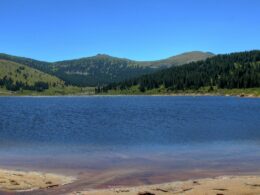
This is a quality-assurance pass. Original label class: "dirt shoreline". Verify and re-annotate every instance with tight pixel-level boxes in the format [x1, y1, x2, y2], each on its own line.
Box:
[0, 169, 75, 192]
[1, 168, 260, 195]
[70, 175, 260, 195]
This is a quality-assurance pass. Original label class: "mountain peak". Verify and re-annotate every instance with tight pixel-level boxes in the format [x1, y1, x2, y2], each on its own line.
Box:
[95, 54, 111, 58]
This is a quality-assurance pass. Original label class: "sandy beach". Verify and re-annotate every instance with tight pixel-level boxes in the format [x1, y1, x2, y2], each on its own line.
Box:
[0, 169, 260, 194]
[70, 175, 260, 195]
[0, 169, 75, 192]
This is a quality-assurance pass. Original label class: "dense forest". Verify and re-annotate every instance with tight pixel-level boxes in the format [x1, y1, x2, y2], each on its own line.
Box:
[98, 51, 260, 93]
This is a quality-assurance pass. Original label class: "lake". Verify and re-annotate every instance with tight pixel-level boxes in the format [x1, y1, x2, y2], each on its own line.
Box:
[0, 96, 260, 190]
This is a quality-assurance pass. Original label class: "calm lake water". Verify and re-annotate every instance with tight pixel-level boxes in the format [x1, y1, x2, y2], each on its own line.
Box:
[0, 96, 260, 188]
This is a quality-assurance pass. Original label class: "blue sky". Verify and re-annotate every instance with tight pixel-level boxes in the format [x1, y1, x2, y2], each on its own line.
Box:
[0, 0, 260, 61]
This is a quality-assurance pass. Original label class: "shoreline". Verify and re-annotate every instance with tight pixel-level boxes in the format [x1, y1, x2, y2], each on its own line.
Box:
[0, 169, 260, 195]
[0, 93, 259, 98]
[0, 168, 75, 192]
[71, 175, 260, 195]
[1, 168, 260, 194]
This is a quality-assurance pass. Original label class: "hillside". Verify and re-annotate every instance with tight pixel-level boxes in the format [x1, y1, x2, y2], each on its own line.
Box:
[53, 51, 213, 86]
[0, 60, 93, 95]
[99, 50, 260, 95]
[0, 53, 52, 73]
[139, 51, 214, 68]
[0, 59, 64, 91]
[52, 54, 155, 86]
[0, 52, 213, 87]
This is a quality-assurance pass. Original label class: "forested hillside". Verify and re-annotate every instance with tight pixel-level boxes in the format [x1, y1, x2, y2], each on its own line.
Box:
[0, 52, 212, 87]
[0, 60, 63, 92]
[0, 59, 94, 95]
[99, 51, 260, 94]
[53, 52, 213, 86]
[52, 54, 156, 86]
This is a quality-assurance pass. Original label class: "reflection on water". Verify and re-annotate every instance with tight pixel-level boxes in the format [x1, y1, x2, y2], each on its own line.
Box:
[0, 96, 260, 186]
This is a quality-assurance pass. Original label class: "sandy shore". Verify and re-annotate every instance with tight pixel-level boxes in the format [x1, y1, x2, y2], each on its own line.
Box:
[0, 169, 75, 192]
[70, 176, 260, 195]
[1, 169, 260, 194]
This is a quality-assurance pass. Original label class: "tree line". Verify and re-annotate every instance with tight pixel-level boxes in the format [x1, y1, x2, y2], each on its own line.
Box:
[0, 76, 49, 92]
[98, 50, 260, 93]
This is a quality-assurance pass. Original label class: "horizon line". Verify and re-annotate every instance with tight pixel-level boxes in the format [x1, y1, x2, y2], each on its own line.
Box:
[1, 49, 259, 63]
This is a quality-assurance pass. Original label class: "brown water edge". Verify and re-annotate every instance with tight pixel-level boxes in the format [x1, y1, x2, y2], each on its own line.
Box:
[0, 163, 260, 195]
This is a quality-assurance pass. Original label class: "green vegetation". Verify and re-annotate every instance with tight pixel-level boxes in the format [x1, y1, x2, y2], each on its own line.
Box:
[0, 52, 213, 87]
[0, 60, 94, 95]
[102, 85, 260, 97]
[1, 50, 259, 97]
[0, 59, 63, 91]
[139, 51, 214, 68]
[53, 52, 213, 86]
[52, 54, 156, 86]
[99, 51, 260, 97]
[0, 86, 94, 96]
[0, 53, 52, 73]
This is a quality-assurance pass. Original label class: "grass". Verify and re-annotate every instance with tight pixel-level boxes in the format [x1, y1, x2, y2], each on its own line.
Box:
[0, 59, 63, 85]
[0, 59, 95, 96]
[0, 85, 95, 96]
[103, 85, 260, 97]
[1, 59, 259, 97]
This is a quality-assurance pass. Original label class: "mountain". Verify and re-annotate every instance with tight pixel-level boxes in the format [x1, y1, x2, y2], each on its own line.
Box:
[0, 59, 64, 92]
[99, 50, 260, 93]
[52, 51, 213, 86]
[52, 54, 156, 86]
[0, 51, 213, 87]
[139, 51, 214, 68]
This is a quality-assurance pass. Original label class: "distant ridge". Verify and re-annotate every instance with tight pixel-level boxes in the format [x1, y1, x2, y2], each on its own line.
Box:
[138, 51, 214, 68]
[0, 51, 213, 86]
